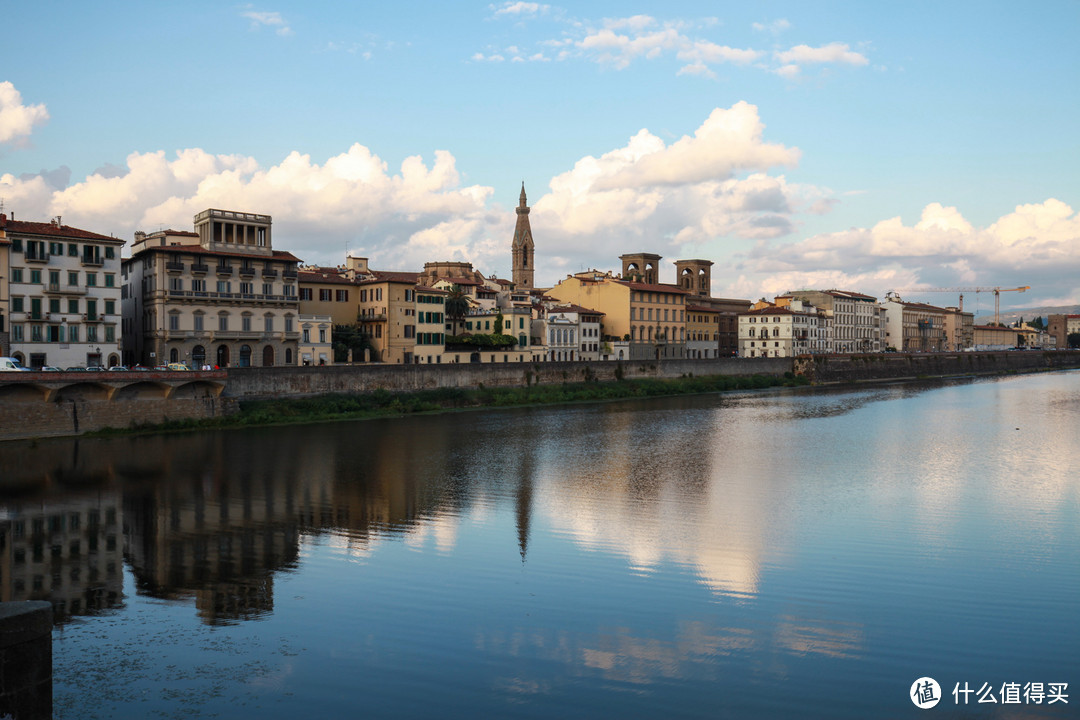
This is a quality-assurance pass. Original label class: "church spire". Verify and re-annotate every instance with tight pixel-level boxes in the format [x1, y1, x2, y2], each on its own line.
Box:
[512, 182, 535, 290]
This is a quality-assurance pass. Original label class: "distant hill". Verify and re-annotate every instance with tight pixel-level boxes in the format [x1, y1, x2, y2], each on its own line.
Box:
[975, 305, 1080, 326]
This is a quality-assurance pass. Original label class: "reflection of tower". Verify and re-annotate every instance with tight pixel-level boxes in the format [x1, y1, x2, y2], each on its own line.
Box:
[674, 259, 713, 297]
[620, 253, 662, 285]
[512, 183, 535, 290]
[515, 454, 535, 563]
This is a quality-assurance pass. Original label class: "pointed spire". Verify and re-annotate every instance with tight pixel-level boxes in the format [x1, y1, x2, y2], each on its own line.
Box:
[519, 181, 527, 208]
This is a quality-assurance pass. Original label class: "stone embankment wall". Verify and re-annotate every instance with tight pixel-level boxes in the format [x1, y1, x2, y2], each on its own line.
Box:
[795, 350, 1080, 383]
[222, 357, 793, 399]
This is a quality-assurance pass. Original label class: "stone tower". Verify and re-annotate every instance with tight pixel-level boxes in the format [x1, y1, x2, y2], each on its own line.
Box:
[619, 253, 663, 285]
[512, 183, 535, 290]
[674, 259, 713, 296]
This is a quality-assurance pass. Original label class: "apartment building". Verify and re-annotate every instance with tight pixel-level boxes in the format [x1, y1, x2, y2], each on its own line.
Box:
[121, 209, 300, 368]
[880, 296, 949, 352]
[738, 300, 824, 358]
[782, 289, 884, 353]
[413, 285, 447, 364]
[1, 214, 124, 368]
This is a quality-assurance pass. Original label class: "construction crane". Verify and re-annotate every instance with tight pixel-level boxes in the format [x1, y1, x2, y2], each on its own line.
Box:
[890, 286, 1031, 325]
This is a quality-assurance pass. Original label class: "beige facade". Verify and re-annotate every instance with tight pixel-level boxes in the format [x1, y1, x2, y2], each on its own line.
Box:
[298, 314, 334, 365]
[1048, 314, 1080, 349]
[881, 297, 949, 352]
[973, 324, 1021, 349]
[2, 214, 124, 368]
[942, 307, 975, 351]
[738, 301, 824, 358]
[121, 209, 301, 368]
[686, 304, 720, 359]
[356, 271, 421, 364]
[547, 270, 689, 360]
[0, 231, 8, 356]
[413, 285, 447, 364]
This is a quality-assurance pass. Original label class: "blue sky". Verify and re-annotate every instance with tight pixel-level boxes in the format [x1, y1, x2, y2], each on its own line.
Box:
[2, 1, 1077, 311]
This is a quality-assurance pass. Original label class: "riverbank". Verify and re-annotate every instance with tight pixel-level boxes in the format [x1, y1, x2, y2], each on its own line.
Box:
[86, 372, 808, 437]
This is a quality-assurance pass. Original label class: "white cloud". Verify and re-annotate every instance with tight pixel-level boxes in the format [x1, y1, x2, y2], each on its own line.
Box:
[491, 1, 549, 17]
[752, 19, 791, 35]
[677, 62, 716, 79]
[775, 42, 868, 66]
[0, 82, 49, 145]
[240, 8, 293, 37]
[731, 200, 1080, 306]
[577, 24, 761, 71]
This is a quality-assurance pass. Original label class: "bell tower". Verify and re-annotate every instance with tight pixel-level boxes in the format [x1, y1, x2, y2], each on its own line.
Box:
[619, 253, 663, 285]
[674, 259, 713, 296]
[512, 183, 535, 290]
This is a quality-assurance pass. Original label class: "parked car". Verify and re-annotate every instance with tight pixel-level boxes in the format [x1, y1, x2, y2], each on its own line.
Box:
[40, 366, 62, 372]
[166, 363, 190, 371]
[0, 357, 30, 371]
[132, 365, 151, 371]
[85, 366, 105, 371]
[65, 366, 87, 372]
[108, 365, 129, 371]
[153, 365, 169, 371]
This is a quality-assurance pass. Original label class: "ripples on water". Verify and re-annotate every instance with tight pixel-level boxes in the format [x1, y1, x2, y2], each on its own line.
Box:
[1, 372, 1077, 719]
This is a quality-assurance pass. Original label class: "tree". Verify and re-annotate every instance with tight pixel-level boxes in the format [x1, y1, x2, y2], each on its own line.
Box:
[494, 311, 504, 334]
[332, 324, 373, 363]
[444, 284, 470, 336]
[1031, 316, 1045, 330]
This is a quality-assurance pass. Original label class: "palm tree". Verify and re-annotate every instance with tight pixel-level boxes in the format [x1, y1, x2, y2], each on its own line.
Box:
[444, 284, 469, 337]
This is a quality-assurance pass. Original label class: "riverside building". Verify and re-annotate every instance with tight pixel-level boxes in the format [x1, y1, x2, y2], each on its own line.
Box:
[121, 209, 301, 368]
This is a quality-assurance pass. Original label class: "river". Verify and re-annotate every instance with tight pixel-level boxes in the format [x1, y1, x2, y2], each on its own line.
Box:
[1, 371, 1077, 718]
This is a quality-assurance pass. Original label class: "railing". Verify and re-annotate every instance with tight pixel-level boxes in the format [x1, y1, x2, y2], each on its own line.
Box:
[81, 256, 104, 267]
[24, 251, 49, 264]
[44, 283, 85, 296]
[215, 266, 233, 276]
[191, 264, 209, 273]
[239, 266, 256, 277]
[282, 269, 298, 279]
[262, 269, 278, 278]
[166, 289, 293, 303]
[166, 262, 184, 272]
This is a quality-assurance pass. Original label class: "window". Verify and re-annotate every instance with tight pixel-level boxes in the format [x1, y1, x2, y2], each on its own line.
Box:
[169, 277, 183, 291]
[105, 274, 115, 287]
[240, 282, 253, 295]
[283, 284, 295, 297]
[49, 298, 60, 313]
[105, 326, 115, 342]
[194, 315, 204, 331]
[104, 300, 115, 315]
[68, 325, 78, 342]
[31, 325, 43, 341]
[218, 316, 228, 332]
[68, 299, 79, 314]
[299, 288, 312, 301]
[336, 289, 349, 302]
[242, 316, 252, 332]
[265, 317, 273, 332]
[12, 325, 22, 341]
[86, 273, 97, 287]
[11, 268, 22, 283]
[263, 283, 273, 296]
[303, 329, 310, 343]
[217, 280, 230, 293]
[68, 243, 78, 257]
[285, 316, 294, 332]
[192, 279, 206, 292]
[319, 329, 326, 343]
[105, 247, 115, 259]
[30, 269, 41, 284]
[11, 238, 22, 252]
[49, 242, 63, 255]
[319, 289, 332, 302]
[68, 271, 78, 286]
[86, 325, 97, 342]
[169, 315, 179, 331]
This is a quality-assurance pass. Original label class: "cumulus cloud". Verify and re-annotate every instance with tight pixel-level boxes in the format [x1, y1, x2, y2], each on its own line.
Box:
[0, 82, 49, 146]
[240, 8, 293, 36]
[775, 42, 868, 66]
[728, 200, 1080, 306]
[491, 1, 550, 17]
[577, 23, 761, 70]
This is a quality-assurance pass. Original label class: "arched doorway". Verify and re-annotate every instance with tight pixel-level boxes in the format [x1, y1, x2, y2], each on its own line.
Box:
[262, 345, 274, 366]
[239, 344, 252, 368]
[284, 348, 293, 365]
[216, 344, 230, 368]
[192, 345, 206, 368]
[108, 353, 119, 367]
[170, 348, 179, 363]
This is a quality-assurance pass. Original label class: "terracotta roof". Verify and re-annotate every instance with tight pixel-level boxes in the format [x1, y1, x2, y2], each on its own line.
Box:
[550, 303, 605, 316]
[369, 270, 421, 284]
[1, 215, 123, 243]
[298, 270, 360, 285]
[494, 278, 513, 286]
[618, 281, 690, 295]
[826, 289, 877, 301]
[686, 304, 719, 313]
[740, 306, 816, 317]
[123, 245, 301, 264]
[416, 285, 448, 294]
[435, 276, 483, 286]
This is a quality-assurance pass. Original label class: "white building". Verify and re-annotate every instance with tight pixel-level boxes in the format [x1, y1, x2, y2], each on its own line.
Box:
[1, 214, 124, 368]
[298, 315, 333, 366]
[738, 300, 824, 358]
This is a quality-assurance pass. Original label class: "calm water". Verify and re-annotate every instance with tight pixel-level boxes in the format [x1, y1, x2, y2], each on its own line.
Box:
[2, 372, 1078, 718]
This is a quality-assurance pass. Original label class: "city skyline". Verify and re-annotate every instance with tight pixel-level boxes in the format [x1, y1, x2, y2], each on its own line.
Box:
[1, 1, 1077, 311]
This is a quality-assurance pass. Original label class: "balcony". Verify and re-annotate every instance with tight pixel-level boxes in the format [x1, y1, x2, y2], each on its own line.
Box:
[44, 283, 87, 296]
[24, 251, 49, 264]
[215, 266, 233, 276]
[165, 261, 185, 273]
[282, 269, 297, 279]
[262, 268, 278, 278]
[84, 313, 99, 323]
[81, 256, 104, 267]
[239, 266, 256, 277]
[191, 264, 209, 274]
[166, 288, 295, 304]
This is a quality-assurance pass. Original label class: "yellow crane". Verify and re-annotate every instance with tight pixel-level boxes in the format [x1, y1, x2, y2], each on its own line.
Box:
[890, 286, 1031, 325]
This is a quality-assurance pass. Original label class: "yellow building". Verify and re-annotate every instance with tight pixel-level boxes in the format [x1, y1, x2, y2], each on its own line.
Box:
[413, 285, 447, 364]
[686, 304, 720, 359]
